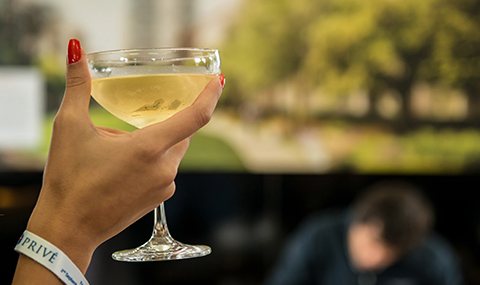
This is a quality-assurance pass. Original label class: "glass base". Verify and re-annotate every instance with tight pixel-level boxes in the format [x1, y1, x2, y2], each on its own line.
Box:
[112, 235, 211, 262]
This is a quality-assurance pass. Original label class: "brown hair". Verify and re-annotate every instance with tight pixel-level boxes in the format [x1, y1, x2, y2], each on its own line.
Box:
[352, 180, 434, 254]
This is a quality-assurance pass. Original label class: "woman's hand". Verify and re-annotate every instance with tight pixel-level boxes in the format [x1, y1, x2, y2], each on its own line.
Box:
[13, 39, 223, 284]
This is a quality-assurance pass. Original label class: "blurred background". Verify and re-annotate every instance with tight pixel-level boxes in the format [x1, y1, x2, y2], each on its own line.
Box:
[1, 0, 480, 284]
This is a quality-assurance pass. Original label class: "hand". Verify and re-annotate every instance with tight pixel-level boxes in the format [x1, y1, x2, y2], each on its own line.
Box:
[14, 39, 223, 280]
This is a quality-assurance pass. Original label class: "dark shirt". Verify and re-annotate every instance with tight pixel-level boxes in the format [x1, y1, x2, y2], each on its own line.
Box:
[265, 211, 463, 285]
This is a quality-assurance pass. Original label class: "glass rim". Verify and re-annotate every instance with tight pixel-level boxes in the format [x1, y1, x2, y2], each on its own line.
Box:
[87, 47, 219, 57]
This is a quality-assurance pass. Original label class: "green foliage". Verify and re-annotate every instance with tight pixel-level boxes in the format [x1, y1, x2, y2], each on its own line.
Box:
[222, 0, 310, 96]
[422, 0, 480, 88]
[222, 0, 480, 104]
[304, 0, 438, 93]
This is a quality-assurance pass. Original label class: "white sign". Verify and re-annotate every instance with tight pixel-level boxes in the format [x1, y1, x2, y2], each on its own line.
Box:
[0, 67, 44, 149]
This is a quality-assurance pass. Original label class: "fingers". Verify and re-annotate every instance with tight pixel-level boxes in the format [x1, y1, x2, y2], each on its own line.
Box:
[153, 139, 190, 193]
[137, 76, 223, 149]
[128, 182, 177, 229]
[164, 138, 191, 168]
[144, 140, 187, 208]
[58, 39, 92, 119]
[158, 182, 176, 204]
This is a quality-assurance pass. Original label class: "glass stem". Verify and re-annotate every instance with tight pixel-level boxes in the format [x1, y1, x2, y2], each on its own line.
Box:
[153, 202, 171, 238]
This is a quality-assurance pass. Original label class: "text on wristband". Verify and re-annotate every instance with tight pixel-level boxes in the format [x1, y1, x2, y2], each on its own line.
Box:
[17, 233, 58, 263]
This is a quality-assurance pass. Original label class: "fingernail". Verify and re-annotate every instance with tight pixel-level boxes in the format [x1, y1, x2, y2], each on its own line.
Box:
[219, 73, 225, 88]
[68, 38, 81, 64]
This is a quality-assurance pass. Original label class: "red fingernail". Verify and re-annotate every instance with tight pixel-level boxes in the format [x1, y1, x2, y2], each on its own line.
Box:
[219, 73, 225, 88]
[68, 38, 81, 64]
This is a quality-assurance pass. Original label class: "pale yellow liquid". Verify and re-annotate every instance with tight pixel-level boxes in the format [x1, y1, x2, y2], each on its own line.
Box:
[91, 74, 215, 128]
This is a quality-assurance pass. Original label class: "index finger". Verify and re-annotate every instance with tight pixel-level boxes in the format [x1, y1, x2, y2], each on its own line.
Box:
[135, 76, 223, 149]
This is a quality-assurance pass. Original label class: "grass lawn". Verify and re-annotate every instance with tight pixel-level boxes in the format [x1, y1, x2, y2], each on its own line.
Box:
[38, 108, 245, 171]
[318, 121, 480, 173]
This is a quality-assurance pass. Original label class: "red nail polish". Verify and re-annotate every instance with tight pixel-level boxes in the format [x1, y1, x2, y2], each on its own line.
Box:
[68, 38, 82, 64]
[219, 73, 225, 88]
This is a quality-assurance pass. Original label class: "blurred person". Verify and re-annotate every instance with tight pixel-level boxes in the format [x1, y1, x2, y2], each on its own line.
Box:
[11, 39, 224, 285]
[265, 180, 463, 285]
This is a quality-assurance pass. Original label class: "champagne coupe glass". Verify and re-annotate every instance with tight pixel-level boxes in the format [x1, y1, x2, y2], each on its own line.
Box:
[87, 48, 220, 261]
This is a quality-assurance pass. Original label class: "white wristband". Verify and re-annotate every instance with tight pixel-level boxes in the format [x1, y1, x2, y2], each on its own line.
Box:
[15, 230, 90, 285]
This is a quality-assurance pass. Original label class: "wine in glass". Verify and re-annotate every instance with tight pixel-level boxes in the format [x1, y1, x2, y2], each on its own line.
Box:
[87, 48, 220, 261]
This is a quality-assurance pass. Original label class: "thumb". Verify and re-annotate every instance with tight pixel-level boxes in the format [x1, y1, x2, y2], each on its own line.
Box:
[60, 38, 91, 116]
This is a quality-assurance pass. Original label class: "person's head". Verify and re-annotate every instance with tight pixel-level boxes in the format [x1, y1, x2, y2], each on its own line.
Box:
[347, 180, 433, 272]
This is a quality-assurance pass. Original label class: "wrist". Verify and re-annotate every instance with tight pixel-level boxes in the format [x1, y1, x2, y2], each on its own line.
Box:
[15, 230, 90, 285]
[26, 203, 96, 273]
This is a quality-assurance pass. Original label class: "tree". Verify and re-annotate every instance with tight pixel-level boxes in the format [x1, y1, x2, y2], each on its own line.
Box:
[304, 0, 440, 122]
[421, 0, 480, 119]
[221, 0, 313, 105]
[222, 0, 480, 121]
